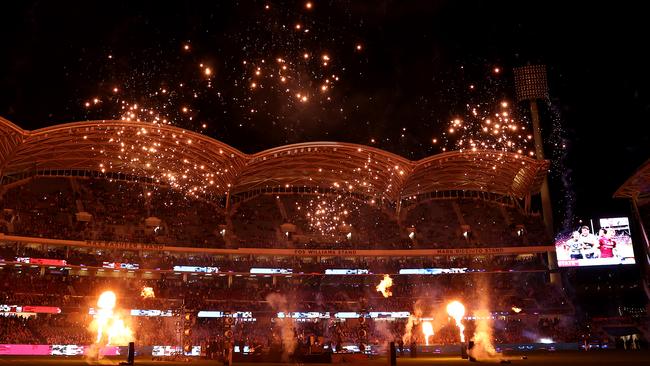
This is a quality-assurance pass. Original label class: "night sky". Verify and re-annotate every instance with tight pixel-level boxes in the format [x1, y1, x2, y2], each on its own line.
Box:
[1, 1, 649, 233]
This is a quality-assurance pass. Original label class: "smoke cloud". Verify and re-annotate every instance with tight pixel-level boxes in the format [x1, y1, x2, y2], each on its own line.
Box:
[469, 277, 499, 362]
[402, 300, 423, 344]
[266, 293, 297, 360]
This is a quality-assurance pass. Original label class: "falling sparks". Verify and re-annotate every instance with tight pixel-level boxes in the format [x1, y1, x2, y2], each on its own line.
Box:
[446, 300, 466, 342]
[440, 102, 532, 156]
[83, 114, 232, 197]
[80, 0, 372, 162]
[375, 274, 393, 298]
[77, 4, 538, 208]
[300, 194, 353, 237]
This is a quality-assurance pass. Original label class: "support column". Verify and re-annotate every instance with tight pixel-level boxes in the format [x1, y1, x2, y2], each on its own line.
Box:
[514, 65, 559, 285]
[531, 99, 560, 285]
[530, 100, 554, 239]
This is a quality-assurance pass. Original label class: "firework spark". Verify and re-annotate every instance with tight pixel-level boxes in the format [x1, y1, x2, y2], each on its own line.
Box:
[298, 194, 353, 237]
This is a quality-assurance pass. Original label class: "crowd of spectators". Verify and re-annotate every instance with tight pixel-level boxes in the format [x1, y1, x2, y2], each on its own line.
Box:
[1, 178, 550, 249]
[0, 264, 570, 316]
[0, 316, 41, 343]
[0, 177, 581, 349]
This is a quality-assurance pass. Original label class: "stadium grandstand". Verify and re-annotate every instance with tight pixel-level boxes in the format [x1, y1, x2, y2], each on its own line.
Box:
[0, 117, 603, 359]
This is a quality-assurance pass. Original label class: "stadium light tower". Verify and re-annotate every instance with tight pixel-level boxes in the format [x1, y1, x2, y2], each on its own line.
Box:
[514, 65, 553, 236]
[514, 65, 560, 284]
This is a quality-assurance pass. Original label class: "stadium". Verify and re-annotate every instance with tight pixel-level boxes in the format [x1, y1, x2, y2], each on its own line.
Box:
[1, 3, 650, 365]
[2, 115, 645, 366]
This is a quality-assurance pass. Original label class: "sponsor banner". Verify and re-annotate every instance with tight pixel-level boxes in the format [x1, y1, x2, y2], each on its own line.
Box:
[0, 305, 61, 314]
[0, 344, 120, 356]
[197, 311, 253, 318]
[325, 269, 369, 275]
[172, 266, 219, 273]
[16, 257, 67, 266]
[130, 309, 173, 317]
[0, 344, 51, 355]
[22, 306, 62, 314]
[334, 312, 363, 319]
[250, 268, 292, 274]
[89, 308, 173, 317]
[277, 312, 330, 319]
[102, 262, 140, 270]
[399, 268, 469, 275]
[369, 311, 410, 319]
[152, 345, 200, 356]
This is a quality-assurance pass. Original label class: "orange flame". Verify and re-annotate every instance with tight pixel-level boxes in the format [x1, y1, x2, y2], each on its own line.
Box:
[376, 274, 393, 298]
[140, 286, 155, 298]
[92, 291, 133, 346]
[422, 321, 434, 345]
[446, 300, 466, 342]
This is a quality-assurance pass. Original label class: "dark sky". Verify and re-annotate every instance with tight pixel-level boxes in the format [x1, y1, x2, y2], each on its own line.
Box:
[1, 1, 649, 231]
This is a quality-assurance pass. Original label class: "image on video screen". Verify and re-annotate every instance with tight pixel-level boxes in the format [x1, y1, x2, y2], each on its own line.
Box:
[555, 217, 636, 267]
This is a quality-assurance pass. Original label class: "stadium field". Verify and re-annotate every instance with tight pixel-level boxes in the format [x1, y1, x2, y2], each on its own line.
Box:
[1, 350, 650, 366]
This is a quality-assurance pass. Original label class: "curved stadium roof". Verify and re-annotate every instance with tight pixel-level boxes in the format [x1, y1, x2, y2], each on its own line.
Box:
[614, 158, 650, 203]
[0, 117, 549, 202]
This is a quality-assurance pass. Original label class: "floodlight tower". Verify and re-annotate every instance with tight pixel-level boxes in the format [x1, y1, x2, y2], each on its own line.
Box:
[514, 65, 559, 284]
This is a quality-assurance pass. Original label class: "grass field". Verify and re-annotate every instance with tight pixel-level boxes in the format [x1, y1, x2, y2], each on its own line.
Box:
[1, 350, 650, 366]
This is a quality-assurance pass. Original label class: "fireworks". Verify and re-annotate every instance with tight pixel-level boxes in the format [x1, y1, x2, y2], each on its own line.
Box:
[422, 321, 434, 346]
[91, 291, 133, 346]
[78, 0, 371, 198]
[446, 300, 465, 343]
[298, 194, 353, 237]
[440, 102, 533, 157]
[76, 2, 540, 206]
[376, 274, 393, 298]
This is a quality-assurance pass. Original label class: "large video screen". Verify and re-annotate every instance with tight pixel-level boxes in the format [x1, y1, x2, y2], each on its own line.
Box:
[555, 217, 636, 267]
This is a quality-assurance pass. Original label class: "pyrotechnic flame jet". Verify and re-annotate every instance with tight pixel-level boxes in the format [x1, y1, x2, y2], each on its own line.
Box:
[140, 286, 155, 298]
[376, 274, 393, 298]
[422, 321, 434, 345]
[94, 291, 133, 345]
[95, 291, 116, 344]
[446, 300, 466, 342]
